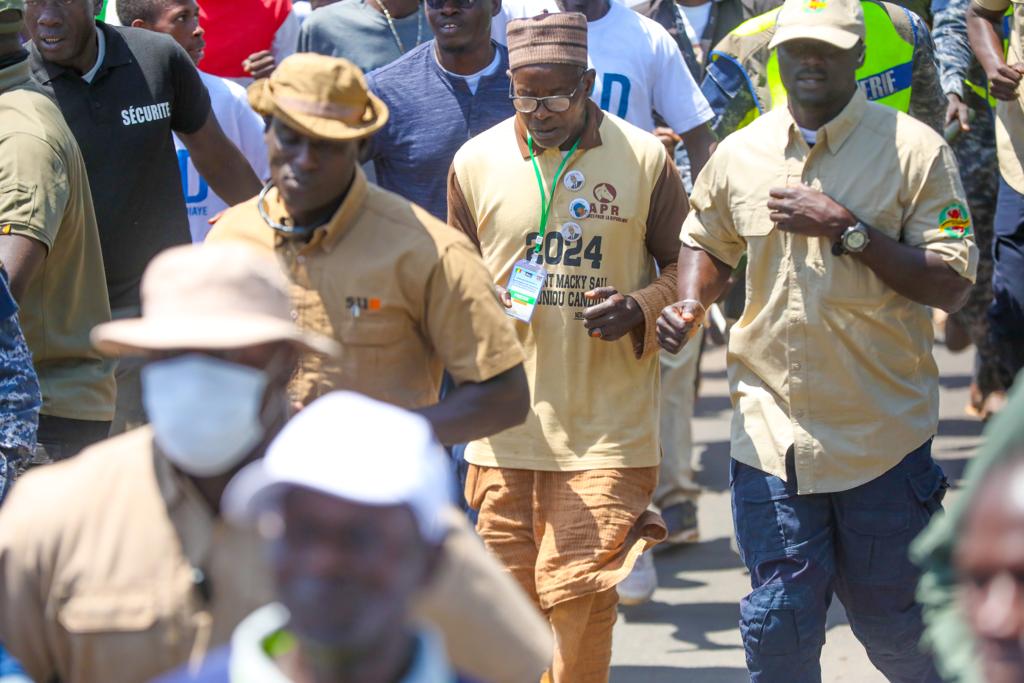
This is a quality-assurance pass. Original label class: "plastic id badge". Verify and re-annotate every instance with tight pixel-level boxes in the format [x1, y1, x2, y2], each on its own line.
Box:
[505, 259, 547, 323]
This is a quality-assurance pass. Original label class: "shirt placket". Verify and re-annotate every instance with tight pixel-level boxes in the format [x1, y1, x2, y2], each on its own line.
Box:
[784, 139, 816, 493]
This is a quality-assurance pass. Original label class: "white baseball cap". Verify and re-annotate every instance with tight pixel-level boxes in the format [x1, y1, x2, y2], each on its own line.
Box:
[223, 392, 453, 543]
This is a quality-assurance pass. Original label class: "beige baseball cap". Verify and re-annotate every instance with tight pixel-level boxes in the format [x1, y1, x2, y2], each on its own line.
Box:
[768, 0, 866, 50]
[0, 0, 22, 34]
[91, 244, 339, 357]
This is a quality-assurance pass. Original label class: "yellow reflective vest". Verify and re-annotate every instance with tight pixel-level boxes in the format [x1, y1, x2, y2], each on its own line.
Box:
[710, 0, 917, 127]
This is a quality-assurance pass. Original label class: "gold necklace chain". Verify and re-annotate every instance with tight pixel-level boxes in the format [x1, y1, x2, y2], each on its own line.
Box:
[377, 0, 423, 54]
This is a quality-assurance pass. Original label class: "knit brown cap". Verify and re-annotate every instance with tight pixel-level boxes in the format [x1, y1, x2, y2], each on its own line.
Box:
[506, 12, 588, 71]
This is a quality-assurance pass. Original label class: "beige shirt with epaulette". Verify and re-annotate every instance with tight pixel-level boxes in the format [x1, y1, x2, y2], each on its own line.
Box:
[973, 0, 1024, 193]
[206, 168, 524, 409]
[683, 90, 977, 494]
[0, 429, 552, 683]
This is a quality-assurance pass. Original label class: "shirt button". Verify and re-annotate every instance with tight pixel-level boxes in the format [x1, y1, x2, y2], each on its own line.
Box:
[296, 255, 306, 264]
[290, 310, 298, 320]
[792, 362, 801, 371]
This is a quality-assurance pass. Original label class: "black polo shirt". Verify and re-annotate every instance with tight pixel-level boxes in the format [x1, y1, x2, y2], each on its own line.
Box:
[29, 22, 211, 310]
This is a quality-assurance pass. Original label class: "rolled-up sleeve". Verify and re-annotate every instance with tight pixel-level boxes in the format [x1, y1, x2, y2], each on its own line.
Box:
[902, 143, 978, 282]
[681, 148, 746, 268]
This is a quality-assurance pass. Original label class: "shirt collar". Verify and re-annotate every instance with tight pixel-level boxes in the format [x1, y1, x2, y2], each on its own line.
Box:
[29, 21, 133, 85]
[153, 436, 216, 520]
[230, 604, 457, 683]
[514, 99, 605, 159]
[266, 166, 369, 256]
[782, 88, 867, 155]
[432, 41, 508, 85]
[0, 57, 30, 93]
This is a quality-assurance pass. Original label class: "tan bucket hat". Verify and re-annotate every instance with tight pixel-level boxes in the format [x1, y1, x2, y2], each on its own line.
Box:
[248, 53, 389, 141]
[768, 0, 865, 50]
[91, 244, 340, 357]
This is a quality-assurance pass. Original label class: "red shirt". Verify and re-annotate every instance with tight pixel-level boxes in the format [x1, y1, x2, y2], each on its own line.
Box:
[198, 0, 293, 78]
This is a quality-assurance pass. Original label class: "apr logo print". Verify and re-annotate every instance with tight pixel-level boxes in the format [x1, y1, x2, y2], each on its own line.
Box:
[594, 183, 617, 203]
[805, 0, 828, 10]
[939, 202, 972, 239]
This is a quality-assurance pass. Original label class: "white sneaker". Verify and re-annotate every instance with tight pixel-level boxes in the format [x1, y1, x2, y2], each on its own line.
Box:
[617, 551, 657, 606]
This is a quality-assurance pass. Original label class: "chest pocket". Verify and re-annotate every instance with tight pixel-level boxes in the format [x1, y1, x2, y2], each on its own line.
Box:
[57, 587, 191, 681]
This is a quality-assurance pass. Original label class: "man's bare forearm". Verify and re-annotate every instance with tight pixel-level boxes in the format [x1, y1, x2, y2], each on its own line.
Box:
[677, 244, 734, 307]
[416, 365, 529, 446]
[853, 225, 971, 312]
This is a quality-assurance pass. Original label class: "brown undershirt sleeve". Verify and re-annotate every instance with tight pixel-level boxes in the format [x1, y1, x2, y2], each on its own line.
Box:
[627, 155, 688, 359]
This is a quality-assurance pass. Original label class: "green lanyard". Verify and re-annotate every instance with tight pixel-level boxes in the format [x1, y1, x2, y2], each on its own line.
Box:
[528, 134, 582, 254]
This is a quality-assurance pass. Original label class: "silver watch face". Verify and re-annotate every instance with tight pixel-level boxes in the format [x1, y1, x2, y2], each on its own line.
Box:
[844, 227, 868, 251]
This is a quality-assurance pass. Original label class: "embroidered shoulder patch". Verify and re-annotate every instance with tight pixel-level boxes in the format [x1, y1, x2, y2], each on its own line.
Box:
[939, 202, 972, 239]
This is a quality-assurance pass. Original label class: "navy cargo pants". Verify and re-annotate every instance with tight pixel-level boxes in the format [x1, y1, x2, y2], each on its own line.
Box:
[991, 176, 1024, 385]
[731, 441, 947, 683]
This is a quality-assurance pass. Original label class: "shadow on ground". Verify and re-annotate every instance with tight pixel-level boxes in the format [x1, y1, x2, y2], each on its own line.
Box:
[619, 599, 741, 653]
[612, 665, 748, 682]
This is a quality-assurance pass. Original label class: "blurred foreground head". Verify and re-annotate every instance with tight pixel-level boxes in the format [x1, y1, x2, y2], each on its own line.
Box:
[955, 446, 1024, 683]
[224, 391, 451, 649]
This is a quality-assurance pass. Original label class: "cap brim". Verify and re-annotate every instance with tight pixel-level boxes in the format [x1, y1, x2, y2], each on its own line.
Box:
[249, 80, 389, 142]
[90, 314, 340, 358]
[221, 459, 283, 526]
[769, 25, 861, 50]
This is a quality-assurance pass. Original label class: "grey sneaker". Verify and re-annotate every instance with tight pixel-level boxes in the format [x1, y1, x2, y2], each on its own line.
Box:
[660, 500, 700, 547]
[617, 551, 657, 606]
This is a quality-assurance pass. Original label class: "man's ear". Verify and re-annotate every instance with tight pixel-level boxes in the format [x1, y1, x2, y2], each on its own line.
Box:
[130, 18, 151, 29]
[583, 68, 597, 97]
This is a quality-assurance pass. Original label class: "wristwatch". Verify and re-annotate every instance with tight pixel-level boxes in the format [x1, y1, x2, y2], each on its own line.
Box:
[832, 222, 870, 256]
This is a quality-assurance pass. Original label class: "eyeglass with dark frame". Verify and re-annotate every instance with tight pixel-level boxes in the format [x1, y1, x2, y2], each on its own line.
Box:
[425, 0, 478, 9]
[509, 71, 586, 114]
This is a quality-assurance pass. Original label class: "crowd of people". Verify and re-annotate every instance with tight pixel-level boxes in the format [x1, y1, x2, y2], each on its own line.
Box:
[0, 0, 1019, 680]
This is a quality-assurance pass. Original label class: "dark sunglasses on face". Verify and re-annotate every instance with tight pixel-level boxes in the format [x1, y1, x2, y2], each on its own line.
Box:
[425, 0, 478, 9]
[509, 72, 586, 114]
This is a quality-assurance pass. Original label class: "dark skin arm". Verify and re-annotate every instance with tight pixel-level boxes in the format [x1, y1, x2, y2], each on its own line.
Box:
[680, 122, 716, 180]
[656, 244, 733, 354]
[178, 114, 262, 206]
[416, 364, 530, 446]
[766, 185, 972, 312]
[0, 236, 46, 302]
[968, 3, 1024, 101]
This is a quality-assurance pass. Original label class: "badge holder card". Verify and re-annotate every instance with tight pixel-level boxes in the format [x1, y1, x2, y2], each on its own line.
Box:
[505, 259, 547, 323]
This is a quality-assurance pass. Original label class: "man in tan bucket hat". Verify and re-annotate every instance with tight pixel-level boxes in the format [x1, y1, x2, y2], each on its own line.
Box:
[207, 53, 530, 447]
[0, 243, 552, 683]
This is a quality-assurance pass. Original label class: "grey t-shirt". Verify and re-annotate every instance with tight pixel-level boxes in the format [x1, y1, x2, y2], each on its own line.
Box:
[298, 0, 433, 74]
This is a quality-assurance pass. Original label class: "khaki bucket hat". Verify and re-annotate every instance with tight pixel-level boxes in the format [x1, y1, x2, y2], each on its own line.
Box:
[248, 53, 389, 141]
[91, 244, 340, 357]
[768, 0, 865, 50]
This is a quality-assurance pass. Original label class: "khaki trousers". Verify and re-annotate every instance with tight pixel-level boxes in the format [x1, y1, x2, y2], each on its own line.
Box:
[466, 465, 665, 683]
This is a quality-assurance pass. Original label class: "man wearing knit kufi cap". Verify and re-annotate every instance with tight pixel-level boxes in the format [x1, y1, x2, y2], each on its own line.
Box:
[448, 10, 690, 682]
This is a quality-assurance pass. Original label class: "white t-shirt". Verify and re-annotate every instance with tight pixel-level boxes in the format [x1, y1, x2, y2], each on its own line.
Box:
[492, 0, 713, 134]
[174, 72, 270, 242]
[680, 2, 712, 42]
[437, 47, 503, 95]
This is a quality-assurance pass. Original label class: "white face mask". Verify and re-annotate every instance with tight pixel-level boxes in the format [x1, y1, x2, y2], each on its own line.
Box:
[142, 354, 269, 477]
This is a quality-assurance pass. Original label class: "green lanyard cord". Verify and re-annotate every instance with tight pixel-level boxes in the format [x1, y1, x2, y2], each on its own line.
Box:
[528, 134, 582, 254]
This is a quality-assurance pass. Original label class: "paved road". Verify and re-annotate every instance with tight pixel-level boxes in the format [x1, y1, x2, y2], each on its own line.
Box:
[611, 342, 984, 683]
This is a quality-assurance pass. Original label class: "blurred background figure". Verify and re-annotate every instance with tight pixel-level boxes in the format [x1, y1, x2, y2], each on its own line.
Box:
[299, 0, 432, 74]
[119, 0, 270, 242]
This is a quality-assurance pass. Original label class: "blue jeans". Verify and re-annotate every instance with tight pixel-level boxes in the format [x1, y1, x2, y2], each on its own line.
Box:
[731, 441, 947, 683]
[991, 176, 1024, 384]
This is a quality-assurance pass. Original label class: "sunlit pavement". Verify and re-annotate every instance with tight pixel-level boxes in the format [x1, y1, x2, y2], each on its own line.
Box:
[611, 343, 984, 683]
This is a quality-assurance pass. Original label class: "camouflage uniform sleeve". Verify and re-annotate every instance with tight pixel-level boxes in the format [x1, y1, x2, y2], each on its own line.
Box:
[0, 277, 40, 459]
[932, 0, 973, 98]
[908, 10, 950, 134]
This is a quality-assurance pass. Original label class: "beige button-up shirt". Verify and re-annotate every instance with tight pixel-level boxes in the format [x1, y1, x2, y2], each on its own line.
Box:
[0, 429, 552, 683]
[683, 90, 977, 494]
[207, 168, 524, 410]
